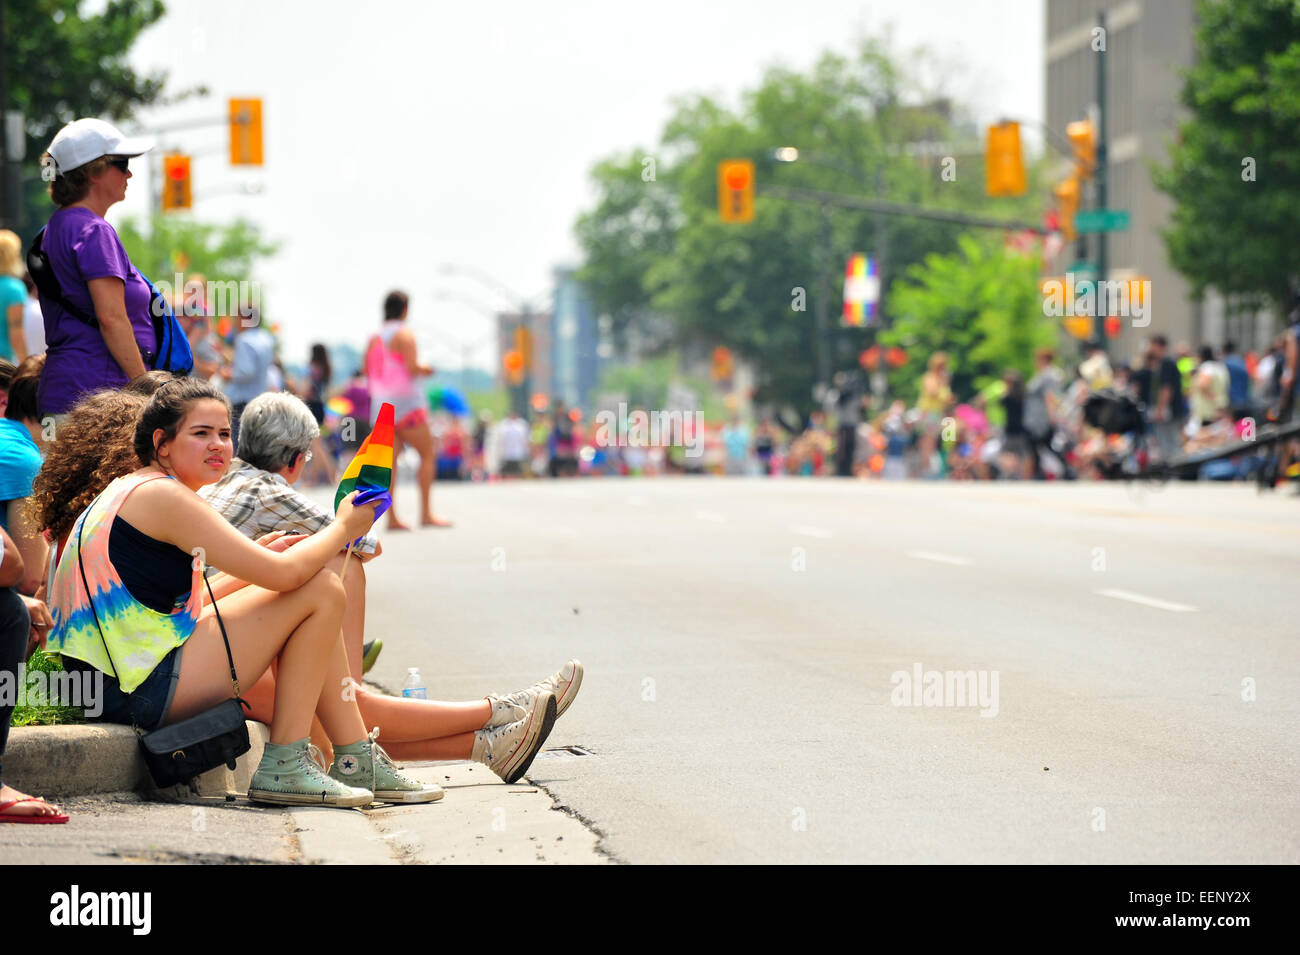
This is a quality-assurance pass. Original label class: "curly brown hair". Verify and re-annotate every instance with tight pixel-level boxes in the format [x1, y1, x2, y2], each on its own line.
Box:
[27, 390, 148, 543]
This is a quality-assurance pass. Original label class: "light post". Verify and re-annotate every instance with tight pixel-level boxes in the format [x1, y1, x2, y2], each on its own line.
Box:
[771, 148, 888, 404]
[438, 264, 548, 416]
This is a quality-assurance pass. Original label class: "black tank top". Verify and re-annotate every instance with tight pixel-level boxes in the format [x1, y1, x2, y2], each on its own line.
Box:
[108, 516, 194, 614]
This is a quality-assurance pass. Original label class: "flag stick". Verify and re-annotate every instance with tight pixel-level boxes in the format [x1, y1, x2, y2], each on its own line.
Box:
[339, 540, 356, 581]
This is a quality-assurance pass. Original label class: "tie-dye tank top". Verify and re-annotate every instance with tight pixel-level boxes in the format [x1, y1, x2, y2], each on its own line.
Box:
[47, 472, 202, 692]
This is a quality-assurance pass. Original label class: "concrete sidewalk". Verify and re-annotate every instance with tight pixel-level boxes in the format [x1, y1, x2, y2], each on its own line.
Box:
[0, 722, 607, 864]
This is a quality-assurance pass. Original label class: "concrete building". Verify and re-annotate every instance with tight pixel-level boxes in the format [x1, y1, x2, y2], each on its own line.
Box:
[551, 266, 605, 409]
[1045, 0, 1271, 358]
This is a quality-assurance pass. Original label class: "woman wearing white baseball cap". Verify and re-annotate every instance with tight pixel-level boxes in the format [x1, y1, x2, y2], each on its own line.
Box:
[33, 118, 156, 418]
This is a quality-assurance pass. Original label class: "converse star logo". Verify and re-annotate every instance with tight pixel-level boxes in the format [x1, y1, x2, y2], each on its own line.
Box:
[338, 755, 359, 775]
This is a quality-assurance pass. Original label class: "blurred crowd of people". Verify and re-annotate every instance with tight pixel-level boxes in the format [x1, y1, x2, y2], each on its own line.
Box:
[705, 334, 1295, 484]
[385, 327, 1296, 487]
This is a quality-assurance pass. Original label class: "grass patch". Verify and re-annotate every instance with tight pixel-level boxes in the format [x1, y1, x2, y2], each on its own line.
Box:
[9, 648, 85, 727]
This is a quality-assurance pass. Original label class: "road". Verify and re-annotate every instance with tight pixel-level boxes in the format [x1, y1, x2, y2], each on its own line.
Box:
[333, 477, 1299, 864]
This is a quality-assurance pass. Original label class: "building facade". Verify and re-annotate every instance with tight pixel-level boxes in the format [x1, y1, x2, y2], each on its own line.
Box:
[1045, 0, 1270, 357]
[551, 266, 604, 409]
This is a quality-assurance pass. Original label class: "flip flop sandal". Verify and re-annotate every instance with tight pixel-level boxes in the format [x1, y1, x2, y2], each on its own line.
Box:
[0, 796, 70, 824]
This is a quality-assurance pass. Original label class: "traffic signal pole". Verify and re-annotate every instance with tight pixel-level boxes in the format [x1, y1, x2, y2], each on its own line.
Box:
[1094, 10, 1109, 351]
[814, 204, 831, 402]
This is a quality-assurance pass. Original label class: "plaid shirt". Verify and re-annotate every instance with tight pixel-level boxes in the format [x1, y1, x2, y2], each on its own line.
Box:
[199, 458, 379, 558]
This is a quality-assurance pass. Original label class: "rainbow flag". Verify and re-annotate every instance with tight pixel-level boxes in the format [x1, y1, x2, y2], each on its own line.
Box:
[334, 401, 394, 524]
[842, 254, 879, 327]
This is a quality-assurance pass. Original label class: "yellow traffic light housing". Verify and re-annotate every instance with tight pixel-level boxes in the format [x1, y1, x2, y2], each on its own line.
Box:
[1067, 118, 1095, 179]
[1053, 175, 1080, 240]
[229, 98, 264, 166]
[513, 324, 532, 372]
[161, 153, 192, 211]
[985, 122, 1027, 197]
[717, 160, 755, 223]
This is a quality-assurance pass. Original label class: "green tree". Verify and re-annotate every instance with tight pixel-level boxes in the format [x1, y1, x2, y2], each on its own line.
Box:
[575, 38, 1046, 415]
[117, 215, 279, 290]
[3, 0, 174, 230]
[879, 234, 1053, 401]
[1154, 0, 1300, 312]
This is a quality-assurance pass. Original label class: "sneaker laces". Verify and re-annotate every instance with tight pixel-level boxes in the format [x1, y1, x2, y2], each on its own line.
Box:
[306, 742, 329, 775]
[365, 725, 410, 793]
[478, 721, 516, 764]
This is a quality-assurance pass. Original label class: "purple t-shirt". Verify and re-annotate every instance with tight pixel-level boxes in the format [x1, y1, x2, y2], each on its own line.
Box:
[36, 206, 156, 416]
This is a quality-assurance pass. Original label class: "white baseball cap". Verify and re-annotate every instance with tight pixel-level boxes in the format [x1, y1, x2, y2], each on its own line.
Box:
[47, 118, 153, 175]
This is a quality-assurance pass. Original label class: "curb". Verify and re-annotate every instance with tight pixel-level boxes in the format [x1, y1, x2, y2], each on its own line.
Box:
[4, 721, 270, 798]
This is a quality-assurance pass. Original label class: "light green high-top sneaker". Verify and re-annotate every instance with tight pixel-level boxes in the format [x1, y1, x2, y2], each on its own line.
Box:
[330, 728, 444, 804]
[248, 738, 373, 808]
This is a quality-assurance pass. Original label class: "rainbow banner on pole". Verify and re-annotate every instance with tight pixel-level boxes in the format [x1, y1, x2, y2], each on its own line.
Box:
[334, 401, 394, 524]
[842, 254, 879, 327]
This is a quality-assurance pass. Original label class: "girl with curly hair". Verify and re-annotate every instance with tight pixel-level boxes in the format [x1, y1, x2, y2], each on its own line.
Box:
[40, 377, 452, 808]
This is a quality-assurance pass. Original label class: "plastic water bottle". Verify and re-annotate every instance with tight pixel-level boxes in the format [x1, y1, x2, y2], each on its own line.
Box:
[402, 667, 427, 700]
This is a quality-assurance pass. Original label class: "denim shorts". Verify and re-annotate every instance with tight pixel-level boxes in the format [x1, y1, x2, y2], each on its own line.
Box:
[65, 647, 183, 732]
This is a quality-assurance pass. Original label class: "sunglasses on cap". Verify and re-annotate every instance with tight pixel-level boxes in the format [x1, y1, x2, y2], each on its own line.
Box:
[106, 156, 130, 174]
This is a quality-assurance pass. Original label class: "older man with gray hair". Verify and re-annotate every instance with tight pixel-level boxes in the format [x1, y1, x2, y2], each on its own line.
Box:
[200, 391, 383, 678]
[200, 390, 584, 781]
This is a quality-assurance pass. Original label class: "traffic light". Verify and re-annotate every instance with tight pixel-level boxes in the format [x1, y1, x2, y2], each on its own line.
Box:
[711, 346, 734, 382]
[229, 98, 264, 166]
[1053, 175, 1080, 240]
[985, 122, 1027, 197]
[161, 154, 192, 211]
[503, 349, 524, 386]
[513, 324, 532, 372]
[1066, 118, 1095, 179]
[717, 160, 755, 223]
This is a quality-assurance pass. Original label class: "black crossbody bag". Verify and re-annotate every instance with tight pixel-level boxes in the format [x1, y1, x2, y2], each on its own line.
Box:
[76, 512, 250, 789]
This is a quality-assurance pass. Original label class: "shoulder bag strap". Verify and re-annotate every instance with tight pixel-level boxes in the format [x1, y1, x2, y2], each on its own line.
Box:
[201, 570, 245, 706]
[29, 227, 101, 329]
[75, 497, 135, 732]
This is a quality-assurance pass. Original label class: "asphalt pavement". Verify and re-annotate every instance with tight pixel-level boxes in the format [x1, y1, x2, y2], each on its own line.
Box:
[346, 475, 1300, 864]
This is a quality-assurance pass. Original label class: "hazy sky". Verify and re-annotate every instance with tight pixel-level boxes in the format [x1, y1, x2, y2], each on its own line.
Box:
[110, 0, 1044, 372]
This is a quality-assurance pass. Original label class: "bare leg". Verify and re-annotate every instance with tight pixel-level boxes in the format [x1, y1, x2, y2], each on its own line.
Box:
[383, 733, 475, 762]
[354, 689, 488, 742]
[397, 422, 445, 526]
[309, 613, 368, 745]
[170, 569, 359, 745]
[309, 714, 334, 768]
[387, 431, 411, 530]
[324, 553, 365, 682]
[235, 674, 489, 754]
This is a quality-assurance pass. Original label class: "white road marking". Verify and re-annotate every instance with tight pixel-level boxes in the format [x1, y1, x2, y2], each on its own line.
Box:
[1095, 588, 1198, 612]
[694, 509, 725, 523]
[906, 550, 971, 566]
[790, 524, 832, 539]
